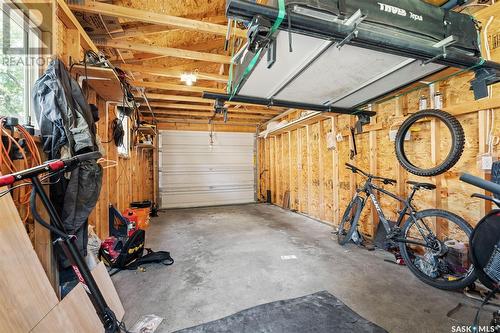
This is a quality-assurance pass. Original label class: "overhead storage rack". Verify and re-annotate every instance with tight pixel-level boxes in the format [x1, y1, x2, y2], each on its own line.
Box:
[204, 0, 500, 118]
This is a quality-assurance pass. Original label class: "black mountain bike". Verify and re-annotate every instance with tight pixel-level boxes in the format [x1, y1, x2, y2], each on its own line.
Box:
[338, 163, 476, 290]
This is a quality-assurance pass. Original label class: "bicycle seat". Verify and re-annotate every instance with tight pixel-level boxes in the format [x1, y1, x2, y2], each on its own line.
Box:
[407, 181, 436, 190]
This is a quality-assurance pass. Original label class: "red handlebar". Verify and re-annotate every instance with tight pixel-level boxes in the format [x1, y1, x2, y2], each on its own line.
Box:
[0, 152, 101, 187]
[0, 175, 15, 187]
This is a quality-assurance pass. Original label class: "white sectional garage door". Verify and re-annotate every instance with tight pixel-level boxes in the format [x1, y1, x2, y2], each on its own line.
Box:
[159, 131, 256, 209]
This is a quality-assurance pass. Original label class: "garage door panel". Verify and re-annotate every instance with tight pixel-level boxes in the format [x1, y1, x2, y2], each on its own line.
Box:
[160, 189, 254, 209]
[161, 144, 253, 154]
[159, 130, 256, 208]
[161, 153, 252, 166]
[161, 132, 252, 146]
[160, 171, 254, 188]
[160, 165, 253, 173]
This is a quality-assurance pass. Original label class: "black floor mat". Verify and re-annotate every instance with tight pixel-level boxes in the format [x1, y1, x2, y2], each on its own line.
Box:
[174, 291, 387, 333]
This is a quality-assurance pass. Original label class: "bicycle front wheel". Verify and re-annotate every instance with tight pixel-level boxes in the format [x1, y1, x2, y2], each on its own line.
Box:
[337, 195, 363, 245]
[399, 209, 476, 290]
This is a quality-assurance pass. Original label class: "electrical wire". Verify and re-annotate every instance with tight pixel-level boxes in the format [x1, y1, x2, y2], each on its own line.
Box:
[0, 117, 42, 223]
[101, 118, 125, 147]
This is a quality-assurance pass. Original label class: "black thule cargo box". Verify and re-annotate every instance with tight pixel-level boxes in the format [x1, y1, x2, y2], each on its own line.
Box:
[203, 0, 500, 114]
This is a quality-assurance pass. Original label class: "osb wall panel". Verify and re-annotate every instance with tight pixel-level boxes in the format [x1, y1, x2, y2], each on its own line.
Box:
[259, 1, 500, 233]
[88, 102, 155, 239]
[258, 67, 500, 236]
[290, 130, 299, 210]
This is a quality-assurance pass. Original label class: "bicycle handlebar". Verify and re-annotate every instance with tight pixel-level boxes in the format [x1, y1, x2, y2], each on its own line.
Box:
[345, 163, 396, 185]
[0, 151, 102, 187]
[345, 163, 367, 176]
[460, 173, 500, 196]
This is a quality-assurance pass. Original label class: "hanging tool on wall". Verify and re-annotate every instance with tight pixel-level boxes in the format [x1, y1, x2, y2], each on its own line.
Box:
[349, 127, 358, 160]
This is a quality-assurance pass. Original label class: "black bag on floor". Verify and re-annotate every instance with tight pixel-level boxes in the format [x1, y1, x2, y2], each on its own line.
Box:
[99, 229, 146, 269]
[99, 229, 174, 275]
[125, 248, 174, 270]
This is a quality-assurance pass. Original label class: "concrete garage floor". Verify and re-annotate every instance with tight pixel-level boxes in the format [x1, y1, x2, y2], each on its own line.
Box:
[112, 204, 485, 333]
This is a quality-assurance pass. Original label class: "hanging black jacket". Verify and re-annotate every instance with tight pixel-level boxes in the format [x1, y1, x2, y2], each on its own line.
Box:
[32, 58, 102, 266]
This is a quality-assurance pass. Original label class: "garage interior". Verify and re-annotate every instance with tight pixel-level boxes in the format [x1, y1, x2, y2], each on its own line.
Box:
[1, 0, 500, 332]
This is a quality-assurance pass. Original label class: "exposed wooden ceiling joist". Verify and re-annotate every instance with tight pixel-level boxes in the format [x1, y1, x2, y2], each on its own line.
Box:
[145, 118, 259, 128]
[143, 102, 280, 116]
[68, 2, 247, 38]
[144, 115, 261, 125]
[95, 40, 231, 64]
[145, 110, 269, 120]
[132, 81, 224, 93]
[112, 15, 228, 39]
[137, 93, 286, 113]
[120, 64, 228, 82]
[56, 0, 98, 53]
[109, 39, 226, 63]
[137, 93, 212, 103]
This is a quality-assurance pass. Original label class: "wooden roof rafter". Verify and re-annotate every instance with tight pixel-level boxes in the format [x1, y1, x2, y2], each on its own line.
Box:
[142, 115, 263, 125]
[120, 64, 228, 82]
[132, 81, 224, 93]
[142, 102, 281, 115]
[110, 15, 229, 40]
[134, 93, 287, 113]
[68, 1, 247, 38]
[95, 40, 231, 64]
[143, 110, 270, 121]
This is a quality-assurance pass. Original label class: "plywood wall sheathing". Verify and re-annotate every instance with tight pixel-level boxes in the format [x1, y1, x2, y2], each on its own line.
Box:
[258, 4, 500, 236]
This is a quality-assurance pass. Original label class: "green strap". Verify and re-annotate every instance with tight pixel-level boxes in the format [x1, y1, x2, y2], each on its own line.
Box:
[228, 0, 286, 99]
[228, 0, 487, 114]
[227, 20, 237, 95]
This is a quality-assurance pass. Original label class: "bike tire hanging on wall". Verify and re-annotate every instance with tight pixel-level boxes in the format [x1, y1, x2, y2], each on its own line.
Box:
[394, 109, 465, 177]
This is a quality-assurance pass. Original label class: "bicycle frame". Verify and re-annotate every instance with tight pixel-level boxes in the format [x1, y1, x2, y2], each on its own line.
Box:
[355, 178, 435, 248]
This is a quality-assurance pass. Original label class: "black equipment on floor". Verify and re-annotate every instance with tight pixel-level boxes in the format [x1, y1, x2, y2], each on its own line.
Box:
[103, 205, 173, 275]
[459, 173, 500, 332]
[492, 161, 500, 200]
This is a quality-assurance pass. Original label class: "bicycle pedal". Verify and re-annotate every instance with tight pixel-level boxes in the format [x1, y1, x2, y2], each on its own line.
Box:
[363, 243, 375, 251]
[386, 227, 401, 239]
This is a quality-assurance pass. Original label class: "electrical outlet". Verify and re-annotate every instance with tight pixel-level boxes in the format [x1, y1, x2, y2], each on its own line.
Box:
[326, 131, 336, 150]
[389, 130, 411, 142]
[481, 155, 493, 170]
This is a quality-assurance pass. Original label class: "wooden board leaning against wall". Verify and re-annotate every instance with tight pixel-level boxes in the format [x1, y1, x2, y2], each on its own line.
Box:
[257, 4, 500, 237]
[0, 1, 157, 289]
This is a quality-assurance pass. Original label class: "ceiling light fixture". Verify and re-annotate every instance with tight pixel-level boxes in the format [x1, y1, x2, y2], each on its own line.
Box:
[180, 72, 197, 86]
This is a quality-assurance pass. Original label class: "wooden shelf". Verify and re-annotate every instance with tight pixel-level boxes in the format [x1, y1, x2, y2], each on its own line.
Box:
[72, 65, 124, 102]
[137, 126, 157, 136]
[136, 144, 155, 149]
[261, 112, 330, 137]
